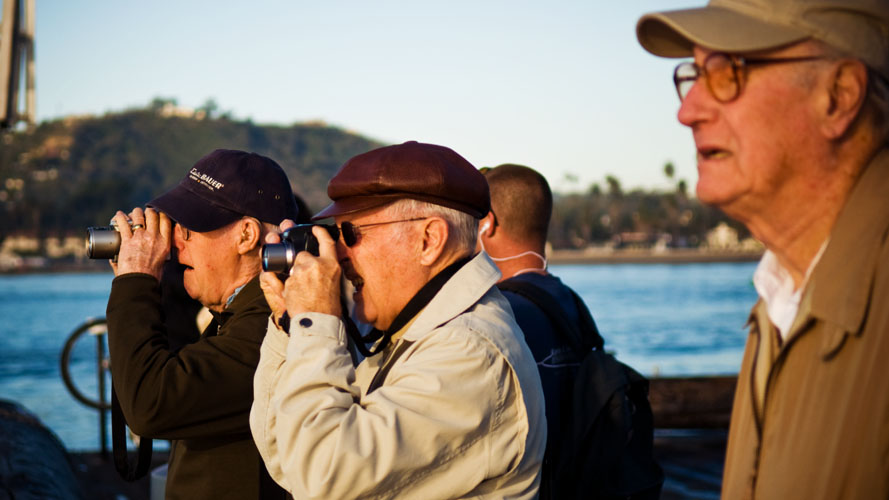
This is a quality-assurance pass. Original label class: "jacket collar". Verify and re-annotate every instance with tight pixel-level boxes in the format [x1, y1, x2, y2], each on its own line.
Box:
[209, 274, 262, 327]
[801, 147, 889, 355]
[400, 252, 501, 342]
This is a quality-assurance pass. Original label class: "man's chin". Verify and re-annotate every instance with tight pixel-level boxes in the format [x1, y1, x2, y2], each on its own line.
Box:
[181, 276, 200, 302]
[352, 296, 369, 323]
[696, 180, 736, 208]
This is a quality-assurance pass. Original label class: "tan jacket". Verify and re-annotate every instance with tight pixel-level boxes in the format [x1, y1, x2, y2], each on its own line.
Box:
[250, 253, 546, 499]
[721, 148, 889, 499]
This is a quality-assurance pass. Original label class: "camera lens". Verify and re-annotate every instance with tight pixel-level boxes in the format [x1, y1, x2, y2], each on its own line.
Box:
[260, 224, 340, 273]
[262, 243, 295, 273]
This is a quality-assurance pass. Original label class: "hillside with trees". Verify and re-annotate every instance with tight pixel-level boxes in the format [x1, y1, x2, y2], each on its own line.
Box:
[0, 99, 382, 241]
[548, 167, 749, 249]
[0, 100, 750, 264]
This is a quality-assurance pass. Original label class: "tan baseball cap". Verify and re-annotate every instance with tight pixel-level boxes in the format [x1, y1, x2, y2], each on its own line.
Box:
[636, 0, 889, 81]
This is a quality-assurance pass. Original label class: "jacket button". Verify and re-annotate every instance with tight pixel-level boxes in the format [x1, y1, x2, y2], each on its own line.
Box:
[299, 318, 313, 328]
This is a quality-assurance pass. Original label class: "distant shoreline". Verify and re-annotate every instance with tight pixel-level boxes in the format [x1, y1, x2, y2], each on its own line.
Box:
[0, 261, 110, 276]
[0, 248, 764, 275]
[548, 248, 763, 265]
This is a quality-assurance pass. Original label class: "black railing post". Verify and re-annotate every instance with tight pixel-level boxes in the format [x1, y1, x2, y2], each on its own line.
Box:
[96, 332, 108, 458]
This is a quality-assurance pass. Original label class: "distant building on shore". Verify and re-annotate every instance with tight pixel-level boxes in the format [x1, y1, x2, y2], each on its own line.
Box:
[705, 222, 763, 252]
[706, 223, 739, 250]
[0, 233, 88, 272]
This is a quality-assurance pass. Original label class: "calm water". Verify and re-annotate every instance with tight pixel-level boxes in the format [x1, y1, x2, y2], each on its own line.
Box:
[0, 262, 758, 451]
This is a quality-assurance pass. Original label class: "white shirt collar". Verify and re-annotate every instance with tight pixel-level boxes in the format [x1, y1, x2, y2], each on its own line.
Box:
[752, 242, 827, 340]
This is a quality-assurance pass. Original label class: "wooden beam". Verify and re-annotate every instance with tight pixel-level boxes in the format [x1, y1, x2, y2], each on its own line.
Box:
[649, 375, 738, 429]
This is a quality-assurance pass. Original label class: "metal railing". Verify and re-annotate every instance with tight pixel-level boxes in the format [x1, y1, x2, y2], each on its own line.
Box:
[60, 317, 110, 456]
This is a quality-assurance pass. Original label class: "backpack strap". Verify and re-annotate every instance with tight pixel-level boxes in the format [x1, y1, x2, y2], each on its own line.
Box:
[497, 278, 604, 353]
[111, 386, 153, 481]
[499, 277, 663, 500]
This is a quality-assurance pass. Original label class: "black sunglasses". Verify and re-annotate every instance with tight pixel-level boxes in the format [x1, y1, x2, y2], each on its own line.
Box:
[324, 217, 427, 247]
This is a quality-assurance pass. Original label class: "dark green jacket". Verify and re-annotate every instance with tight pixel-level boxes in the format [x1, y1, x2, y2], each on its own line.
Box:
[107, 274, 285, 500]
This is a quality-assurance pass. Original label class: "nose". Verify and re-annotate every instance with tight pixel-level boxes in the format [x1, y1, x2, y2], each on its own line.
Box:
[677, 80, 715, 128]
[173, 224, 187, 254]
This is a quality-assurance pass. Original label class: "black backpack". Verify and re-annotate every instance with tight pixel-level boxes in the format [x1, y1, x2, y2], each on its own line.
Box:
[498, 280, 664, 500]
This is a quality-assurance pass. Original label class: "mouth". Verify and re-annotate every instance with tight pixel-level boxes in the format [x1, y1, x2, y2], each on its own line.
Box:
[340, 260, 364, 292]
[698, 146, 731, 161]
[350, 275, 364, 292]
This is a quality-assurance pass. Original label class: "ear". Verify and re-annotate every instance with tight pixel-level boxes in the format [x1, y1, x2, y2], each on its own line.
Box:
[418, 217, 449, 266]
[820, 60, 868, 140]
[235, 218, 262, 255]
[479, 212, 496, 238]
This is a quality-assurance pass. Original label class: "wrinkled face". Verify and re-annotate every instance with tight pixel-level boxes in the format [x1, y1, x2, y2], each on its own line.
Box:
[335, 207, 422, 331]
[677, 42, 825, 220]
[173, 222, 240, 311]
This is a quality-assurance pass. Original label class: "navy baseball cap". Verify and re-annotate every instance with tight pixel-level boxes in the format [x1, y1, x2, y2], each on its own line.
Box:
[148, 149, 299, 232]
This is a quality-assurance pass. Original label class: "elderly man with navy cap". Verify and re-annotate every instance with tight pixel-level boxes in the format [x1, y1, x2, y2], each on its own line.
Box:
[637, 1, 889, 498]
[106, 149, 296, 499]
[249, 141, 546, 499]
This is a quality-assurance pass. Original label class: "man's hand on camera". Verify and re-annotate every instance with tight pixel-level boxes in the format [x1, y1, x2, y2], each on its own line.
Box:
[110, 207, 171, 280]
[261, 224, 342, 328]
[260, 219, 301, 327]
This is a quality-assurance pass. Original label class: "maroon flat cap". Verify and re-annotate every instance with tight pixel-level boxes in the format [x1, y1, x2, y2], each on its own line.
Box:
[312, 141, 490, 220]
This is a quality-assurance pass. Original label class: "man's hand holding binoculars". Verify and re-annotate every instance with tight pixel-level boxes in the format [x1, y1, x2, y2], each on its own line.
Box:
[110, 207, 172, 281]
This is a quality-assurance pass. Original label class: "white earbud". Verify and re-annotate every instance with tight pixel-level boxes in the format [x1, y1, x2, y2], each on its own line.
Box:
[480, 222, 491, 233]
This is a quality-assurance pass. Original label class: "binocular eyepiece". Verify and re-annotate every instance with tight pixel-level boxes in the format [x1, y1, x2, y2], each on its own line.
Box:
[261, 224, 340, 273]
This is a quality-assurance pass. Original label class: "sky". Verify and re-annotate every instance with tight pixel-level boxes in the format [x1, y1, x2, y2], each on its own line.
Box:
[29, 0, 702, 193]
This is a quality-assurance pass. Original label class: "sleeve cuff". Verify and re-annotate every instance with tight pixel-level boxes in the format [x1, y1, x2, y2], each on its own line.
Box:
[288, 312, 346, 342]
[111, 272, 160, 285]
[262, 316, 291, 357]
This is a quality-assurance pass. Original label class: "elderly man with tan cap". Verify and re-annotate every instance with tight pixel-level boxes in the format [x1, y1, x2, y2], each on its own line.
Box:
[637, 1, 889, 498]
[249, 141, 546, 499]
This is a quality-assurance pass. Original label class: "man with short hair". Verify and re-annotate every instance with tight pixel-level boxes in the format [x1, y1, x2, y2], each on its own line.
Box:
[479, 164, 661, 499]
[637, 1, 889, 498]
[478, 164, 552, 283]
[250, 141, 546, 499]
[479, 164, 576, 499]
[107, 149, 295, 499]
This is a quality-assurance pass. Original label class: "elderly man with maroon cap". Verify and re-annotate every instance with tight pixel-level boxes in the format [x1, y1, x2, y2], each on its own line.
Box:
[107, 149, 296, 499]
[637, 1, 889, 498]
[250, 141, 546, 499]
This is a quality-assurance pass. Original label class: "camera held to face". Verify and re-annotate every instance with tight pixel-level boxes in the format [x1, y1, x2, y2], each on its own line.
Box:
[261, 224, 340, 273]
[85, 219, 130, 260]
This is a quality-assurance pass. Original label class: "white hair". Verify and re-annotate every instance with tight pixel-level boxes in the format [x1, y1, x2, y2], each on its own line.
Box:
[384, 198, 479, 255]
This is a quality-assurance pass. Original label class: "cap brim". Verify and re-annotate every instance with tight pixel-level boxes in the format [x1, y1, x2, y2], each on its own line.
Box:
[312, 193, 488, 221]
[637, 6, 810, 58]
[148, 184, 243, 232]
[311, 195, 402, 221]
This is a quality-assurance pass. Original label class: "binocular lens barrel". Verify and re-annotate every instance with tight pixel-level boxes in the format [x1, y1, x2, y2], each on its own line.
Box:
[86, 227, 122, 259]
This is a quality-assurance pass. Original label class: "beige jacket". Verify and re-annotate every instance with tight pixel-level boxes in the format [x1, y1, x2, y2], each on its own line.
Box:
[721, 148, 889, 499]
[250, 253, 546, 499]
